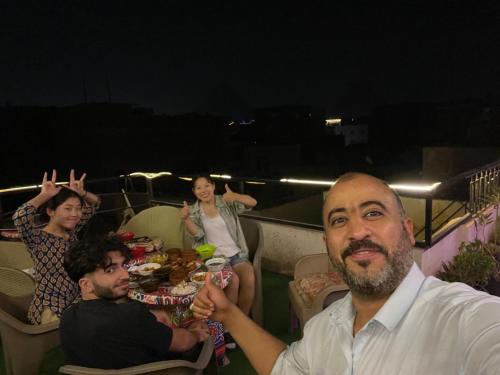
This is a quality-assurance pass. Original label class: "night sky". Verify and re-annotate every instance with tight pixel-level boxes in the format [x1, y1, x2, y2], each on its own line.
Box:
[2, 1, 500, 117]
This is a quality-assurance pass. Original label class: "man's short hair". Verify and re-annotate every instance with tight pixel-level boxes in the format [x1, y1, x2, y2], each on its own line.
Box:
[64, 235, 131, 282]
[335, 172, 406, 217]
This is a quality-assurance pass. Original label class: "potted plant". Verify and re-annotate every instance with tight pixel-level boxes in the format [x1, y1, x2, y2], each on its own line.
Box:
[437, 240, 496, 291]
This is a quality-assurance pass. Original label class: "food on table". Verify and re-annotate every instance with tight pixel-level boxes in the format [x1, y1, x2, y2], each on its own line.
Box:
[137, 262, 162, 276]
[151, 238, 164, 251]
[166, 248, 181, 260]
[169, 267, 188, 286]
[147, 253, 168, 265]
[138, 277, 160, 293]
[152, 266, 170, 281]
[195, 243, 217, 260]
[185, 261, 198, 272]
[131, 246, 146, 259]
[171, 281, 197, 296]
[181, 249, 198, 262]
[190, 271, 208, 286]
[119, 231, 135, 242]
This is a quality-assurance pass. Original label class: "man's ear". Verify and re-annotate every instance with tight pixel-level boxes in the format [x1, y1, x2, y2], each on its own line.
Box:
[79, 277, 94, 294]
[403, 217, 416, 246]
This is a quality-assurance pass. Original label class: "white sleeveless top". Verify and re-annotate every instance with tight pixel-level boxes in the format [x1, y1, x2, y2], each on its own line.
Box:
[200, 210, 240, 258]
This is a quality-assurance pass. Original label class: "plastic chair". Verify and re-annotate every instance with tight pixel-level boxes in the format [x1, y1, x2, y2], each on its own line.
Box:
[0, 267, 60, 375]
[123, 206, 184, 249]
[239, 217, 264, 326]
[288, 253, 349, 332]
[59, 338, 214, 375]
[0, 240, 33, 269]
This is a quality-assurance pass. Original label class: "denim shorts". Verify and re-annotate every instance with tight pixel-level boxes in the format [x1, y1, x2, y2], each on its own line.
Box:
[227, 254, 249, 267]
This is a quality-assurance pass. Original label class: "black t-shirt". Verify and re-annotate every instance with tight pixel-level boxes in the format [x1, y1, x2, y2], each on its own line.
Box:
[60, 299, 176, 369]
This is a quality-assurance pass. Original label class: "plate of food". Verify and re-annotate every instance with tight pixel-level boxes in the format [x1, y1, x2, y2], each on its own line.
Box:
[137, 262, 162, 276]
[190, 271, 208, 287]
[170, 281, 198, 296]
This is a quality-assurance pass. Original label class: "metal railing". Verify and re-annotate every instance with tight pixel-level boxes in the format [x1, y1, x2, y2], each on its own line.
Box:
[1, 160, 499, 249]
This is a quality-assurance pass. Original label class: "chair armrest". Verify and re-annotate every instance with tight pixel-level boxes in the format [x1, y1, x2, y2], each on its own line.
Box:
[294, 253, 330, 279]
[311, 283, 349, 312]
[0, 307, 59, 334]
[59, 338, 214, 374]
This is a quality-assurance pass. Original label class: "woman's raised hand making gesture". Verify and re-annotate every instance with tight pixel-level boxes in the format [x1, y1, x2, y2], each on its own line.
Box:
[40, 170, 62, 198]
[67, 169, 87, 197]
[222, 184, 239, 203]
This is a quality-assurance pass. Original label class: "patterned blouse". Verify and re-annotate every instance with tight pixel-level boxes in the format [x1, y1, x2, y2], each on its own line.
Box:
[13, 202, 96, 324]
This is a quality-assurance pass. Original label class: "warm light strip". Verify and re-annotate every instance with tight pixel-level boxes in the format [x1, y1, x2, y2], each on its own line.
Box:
[178, 177, 193, 181]
[280, 178, 441, 192]
[245, 181, 266, 185]
[128, 172, 172, 179]
[0, 181, 68, 194]
[280, 178, 334, 186]
[389, 182, 441, 192]
[210, 174, 232, 179]
[0, 184, 40, 193]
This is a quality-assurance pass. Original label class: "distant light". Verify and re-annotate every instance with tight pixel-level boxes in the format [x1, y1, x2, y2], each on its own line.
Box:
[178, 177, 193, 181]
[325, 118, 341, 126]
[228, 121, 235, 126]
[128, 172, 172, 179]
[389, 182, 441, 192]
[210, 174, 232, 180]
[240, 120, 255, 125]
[245, 181, 266, 185]
[280, 178, 334, 186]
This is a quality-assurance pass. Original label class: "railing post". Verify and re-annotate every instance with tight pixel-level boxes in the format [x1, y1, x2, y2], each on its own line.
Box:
[425, 197, 433, 247]
[146, 177, 154, 207]
[239, 180, 245, 195]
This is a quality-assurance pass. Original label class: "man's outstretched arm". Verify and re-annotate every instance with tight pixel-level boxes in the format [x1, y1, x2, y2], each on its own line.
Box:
[193, 273, 287, 375]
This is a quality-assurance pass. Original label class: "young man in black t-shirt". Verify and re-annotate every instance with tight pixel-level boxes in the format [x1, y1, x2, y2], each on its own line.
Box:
[60, 235, 209, 369]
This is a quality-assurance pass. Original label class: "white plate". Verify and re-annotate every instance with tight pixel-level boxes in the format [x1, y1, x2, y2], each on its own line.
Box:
[137, 262, 161, 276]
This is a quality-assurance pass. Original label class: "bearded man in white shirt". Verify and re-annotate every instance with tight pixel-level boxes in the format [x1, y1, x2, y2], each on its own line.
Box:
[193, 172, 500, 375]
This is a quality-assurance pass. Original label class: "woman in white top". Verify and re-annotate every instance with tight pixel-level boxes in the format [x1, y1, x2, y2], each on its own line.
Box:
[181, 175, 257, 316]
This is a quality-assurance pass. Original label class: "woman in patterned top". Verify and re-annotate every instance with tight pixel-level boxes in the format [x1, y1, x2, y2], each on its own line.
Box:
[13, 169, 100, 324]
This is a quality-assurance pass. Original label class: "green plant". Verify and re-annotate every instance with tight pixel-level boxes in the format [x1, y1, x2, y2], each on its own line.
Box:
[437, 241, 496, 290]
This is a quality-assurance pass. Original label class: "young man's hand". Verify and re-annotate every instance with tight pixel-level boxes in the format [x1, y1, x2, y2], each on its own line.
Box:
[188, 320, 209, 342]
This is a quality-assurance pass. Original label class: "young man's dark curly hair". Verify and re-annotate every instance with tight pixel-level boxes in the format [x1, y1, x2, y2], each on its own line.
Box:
[64, 235, 131, 283]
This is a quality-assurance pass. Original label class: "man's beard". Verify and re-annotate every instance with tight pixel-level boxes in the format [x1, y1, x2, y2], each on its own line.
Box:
[328, 226, 414, 297]
[93, 282, 129, 301]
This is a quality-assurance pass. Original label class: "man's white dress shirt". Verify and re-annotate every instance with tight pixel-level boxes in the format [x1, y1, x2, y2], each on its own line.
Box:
[272, 263, 500, 374]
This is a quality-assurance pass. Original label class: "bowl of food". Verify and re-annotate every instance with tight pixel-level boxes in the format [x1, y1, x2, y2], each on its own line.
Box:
[190, 271, 208, 287]
[137, 262, 162, 276]
[131, 246, 146, 259]
[138, 277, 160, 293]
[152, 265, 170, 281]
[195, 244, 216, 260]
[119, 231, 135, 242]
[171, 281, 198, 296]
[205, 257, 226, 272]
